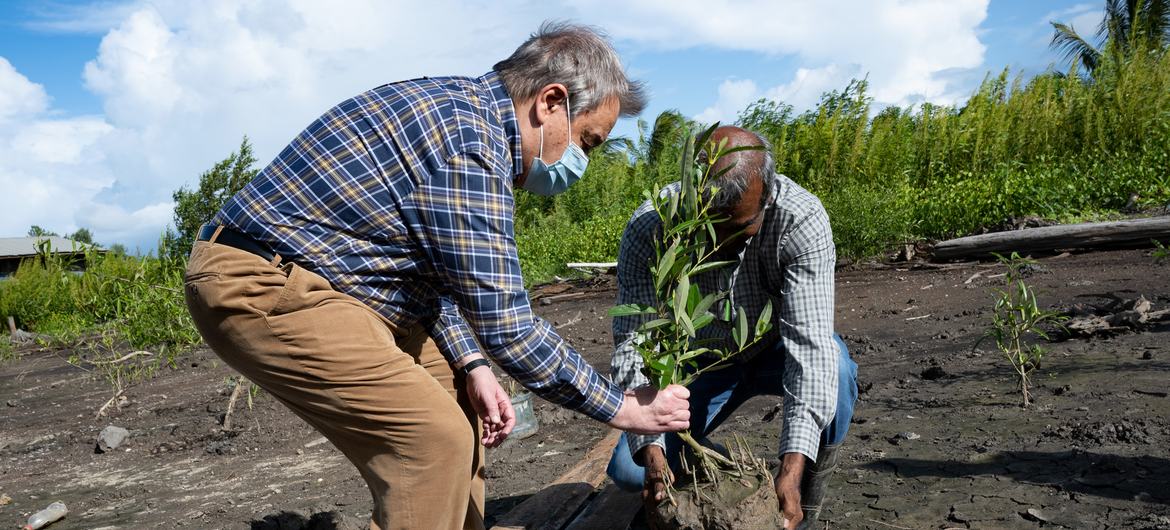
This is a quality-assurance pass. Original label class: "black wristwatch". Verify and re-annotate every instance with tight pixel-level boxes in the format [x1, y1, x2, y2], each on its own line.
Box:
[459, 358, 492, 377]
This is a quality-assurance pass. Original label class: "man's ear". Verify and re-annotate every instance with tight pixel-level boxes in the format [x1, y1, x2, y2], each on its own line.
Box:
[534, 83, 568, 126]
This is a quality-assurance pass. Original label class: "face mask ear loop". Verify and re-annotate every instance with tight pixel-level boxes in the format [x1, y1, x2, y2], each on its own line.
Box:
[538, 124, 544, 160]
[565, 94, 573, 140]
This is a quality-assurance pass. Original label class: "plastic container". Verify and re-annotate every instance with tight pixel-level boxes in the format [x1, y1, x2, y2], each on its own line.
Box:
[23, 501, 67, 530]
[509, 392, 539, 440]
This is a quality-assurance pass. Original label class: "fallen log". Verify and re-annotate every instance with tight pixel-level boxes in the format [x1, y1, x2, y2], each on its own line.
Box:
[490, 430, 621, 530]
[931, 216, 1170, 261]
[566, 262, 617, 271]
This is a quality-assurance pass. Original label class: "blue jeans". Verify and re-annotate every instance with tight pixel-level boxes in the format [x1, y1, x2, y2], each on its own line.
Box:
[606, 334, 858, 491]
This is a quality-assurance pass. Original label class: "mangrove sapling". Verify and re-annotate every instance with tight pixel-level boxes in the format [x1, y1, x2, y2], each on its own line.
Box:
[984, 252, 1065, 407]
[608, 124, 774, 506]
[1152, 239, 1169, 264]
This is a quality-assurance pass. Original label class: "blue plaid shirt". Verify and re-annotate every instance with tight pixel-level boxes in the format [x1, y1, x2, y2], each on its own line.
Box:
[215, 72, 624, 422]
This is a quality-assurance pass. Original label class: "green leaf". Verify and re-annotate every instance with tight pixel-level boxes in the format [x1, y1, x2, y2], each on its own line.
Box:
[637, 318, 672, 332]
[686, 283, 701, 314]
[678, 310, 696, 337]
[673, 275, 690, 317]
[678, 347, 710, 362]
[655, 242, 678, 290]
[692, 312, 715, 331]
[693, 292, 722, 318]
[608, 304, 657, 317]
[735, 308, 748, 350]
[657, 370, 672, 390]
[755, 300, 774, 338]
[690, 260, 736, 277]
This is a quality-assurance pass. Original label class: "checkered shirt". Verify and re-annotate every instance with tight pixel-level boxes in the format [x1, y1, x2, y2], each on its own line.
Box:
[215, 72, 623, 422]
[612, 175, 839, 461]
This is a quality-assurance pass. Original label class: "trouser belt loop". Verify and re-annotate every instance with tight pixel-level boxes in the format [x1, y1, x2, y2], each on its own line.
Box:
[209, 225, 225, 245]
[270, 253, 283, 267]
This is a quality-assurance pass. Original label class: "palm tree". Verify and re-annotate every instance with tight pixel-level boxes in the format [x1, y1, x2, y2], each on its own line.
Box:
[1050, 0, 1170, 74]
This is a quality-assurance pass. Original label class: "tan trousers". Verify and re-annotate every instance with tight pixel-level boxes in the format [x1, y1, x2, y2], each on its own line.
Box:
[183, 238, 485, 530]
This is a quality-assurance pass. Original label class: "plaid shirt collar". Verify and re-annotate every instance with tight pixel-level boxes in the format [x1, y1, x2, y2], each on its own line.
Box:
[479, 71, 525, 178]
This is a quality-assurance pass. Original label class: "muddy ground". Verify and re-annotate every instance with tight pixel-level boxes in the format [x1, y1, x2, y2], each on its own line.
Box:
[1, 248, 1168, 529]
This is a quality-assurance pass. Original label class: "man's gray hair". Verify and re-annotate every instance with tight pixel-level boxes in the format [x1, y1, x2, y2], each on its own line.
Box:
[710, 131, 775, 212]
[494, 21, 647, 117]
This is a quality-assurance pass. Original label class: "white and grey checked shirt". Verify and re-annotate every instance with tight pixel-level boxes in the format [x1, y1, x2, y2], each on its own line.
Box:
[611, 174, 839, 462]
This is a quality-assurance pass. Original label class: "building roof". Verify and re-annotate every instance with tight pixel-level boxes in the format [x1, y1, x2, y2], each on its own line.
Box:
[0, 236, 91, 259]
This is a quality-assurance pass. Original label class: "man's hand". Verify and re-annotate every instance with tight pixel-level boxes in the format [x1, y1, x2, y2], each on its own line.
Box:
[774, 452, 806, 529]
[465, 365, 516, 448]
[639, 445, 673, 508]
[607, 384, 690, 435]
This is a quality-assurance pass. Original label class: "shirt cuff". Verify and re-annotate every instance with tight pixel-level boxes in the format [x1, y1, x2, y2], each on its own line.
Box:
[627, 434, 666, 466]
[427, 317, 481, 366]
[779, 415, 823, 462]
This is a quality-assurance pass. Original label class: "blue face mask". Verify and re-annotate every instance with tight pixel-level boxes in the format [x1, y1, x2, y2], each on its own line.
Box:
[523, 95, 590, 196]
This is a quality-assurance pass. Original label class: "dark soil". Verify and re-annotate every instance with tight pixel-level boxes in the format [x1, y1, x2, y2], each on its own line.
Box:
[2, 248, 1169, 529]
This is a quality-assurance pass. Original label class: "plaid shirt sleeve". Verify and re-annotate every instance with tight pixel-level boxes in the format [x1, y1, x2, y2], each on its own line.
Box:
[416, 151, 624, 423]
[426, 295, 483, 366]
[611, 205, 667, 462]
[773, 205, 839, 462]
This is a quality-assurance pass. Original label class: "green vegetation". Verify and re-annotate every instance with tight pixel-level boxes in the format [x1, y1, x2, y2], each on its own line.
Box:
[0, 141, 255, 392]
[162, 137, 258, 259]
[608, 125, 772, 477]
[0, 242, 199, 351]
[26, 225, 96, 245]
[984, 252, 1066, 407]
[516, 33, 1170, 283]
[1153, 239, 1170, 263]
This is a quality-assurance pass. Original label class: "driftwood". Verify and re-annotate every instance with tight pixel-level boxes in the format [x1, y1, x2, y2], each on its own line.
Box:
[566, 262, 617, 271]
[931, 217, 1170, 260]
[1062, 294, 1170, 336]
[490, 430, 621, 530]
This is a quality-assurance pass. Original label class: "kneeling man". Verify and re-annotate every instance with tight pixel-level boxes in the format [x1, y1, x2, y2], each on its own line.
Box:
[607, 126, 858, 529]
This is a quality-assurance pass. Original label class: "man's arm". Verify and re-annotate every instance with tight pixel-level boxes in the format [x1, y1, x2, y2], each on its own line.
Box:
[773, 205, 839, 462]
[771, 204, 838, 528]
[415, 151, 625, 421]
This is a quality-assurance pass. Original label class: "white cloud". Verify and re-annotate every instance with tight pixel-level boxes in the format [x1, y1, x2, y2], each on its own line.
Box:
[695, 78, 760, 124]
[0, 57, 51, 122]
[3, 0, 544, 249]
[4, 0, 995, 249]
[582, 0, 989, 107]
[765, 64, 860, 112]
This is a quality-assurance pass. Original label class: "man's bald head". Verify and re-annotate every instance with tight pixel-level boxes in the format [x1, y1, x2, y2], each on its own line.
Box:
[703, 126, 775, 257]
[706, 125, 773, 214]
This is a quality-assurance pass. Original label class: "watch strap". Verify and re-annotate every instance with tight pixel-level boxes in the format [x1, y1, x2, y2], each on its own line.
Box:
[460, 358, 492, 377]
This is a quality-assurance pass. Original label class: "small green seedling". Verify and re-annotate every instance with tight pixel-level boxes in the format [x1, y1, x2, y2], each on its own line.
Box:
[984, 252, 1065, 407]
[1152, 239, 1169, 264]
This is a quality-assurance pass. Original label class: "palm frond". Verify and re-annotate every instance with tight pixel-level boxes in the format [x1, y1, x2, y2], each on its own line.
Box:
[1051, 22, 1102, 72]
[647, 110, 687, 166]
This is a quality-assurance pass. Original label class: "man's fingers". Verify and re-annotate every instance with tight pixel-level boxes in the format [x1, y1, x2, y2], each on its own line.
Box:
[496, 388, 516, 432]
[665, 384, 690, 400]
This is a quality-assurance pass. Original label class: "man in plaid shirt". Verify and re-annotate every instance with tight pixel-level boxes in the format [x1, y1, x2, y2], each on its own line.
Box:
[184, 22, 689, 530]
[606, 126, 858, 529]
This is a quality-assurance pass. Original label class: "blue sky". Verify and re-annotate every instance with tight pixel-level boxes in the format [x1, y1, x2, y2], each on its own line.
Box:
[0, 0, 1104, 251]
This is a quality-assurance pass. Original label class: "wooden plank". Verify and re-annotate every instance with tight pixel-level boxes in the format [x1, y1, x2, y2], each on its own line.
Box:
[564, 482, 642, 530]
[931, 216, 1170, 260]
[490, 429, 621, 530]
